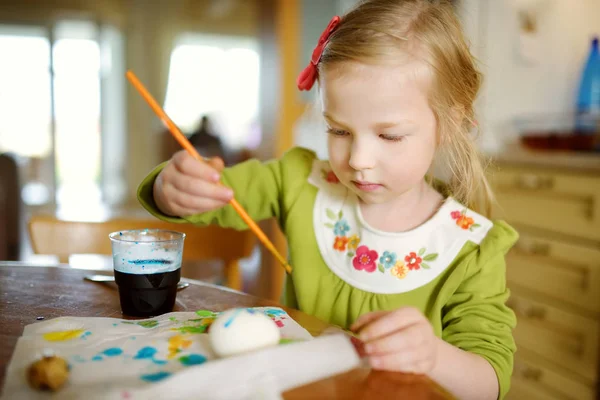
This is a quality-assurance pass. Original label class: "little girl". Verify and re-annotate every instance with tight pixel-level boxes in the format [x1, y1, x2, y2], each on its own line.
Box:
[138, 1, 517, 398]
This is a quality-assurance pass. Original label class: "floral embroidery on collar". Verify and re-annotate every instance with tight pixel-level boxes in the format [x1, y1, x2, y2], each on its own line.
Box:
[451, 209, 481, 231]
[324, 208, 439, 280]
[321, 168, 340, 184]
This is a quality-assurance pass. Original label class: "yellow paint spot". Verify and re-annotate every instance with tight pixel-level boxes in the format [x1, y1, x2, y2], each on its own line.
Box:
[167, 335, 192, 359]
[43, 329, 85, 342]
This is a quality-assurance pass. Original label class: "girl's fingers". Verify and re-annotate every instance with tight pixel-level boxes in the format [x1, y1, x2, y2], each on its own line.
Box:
[206, 156, 225, 172]
[171, 174, 233, 202]
[173, 151, 222, 181]
[368, 351, 430, 374]
[169, 204, 201, 218]
[359, 307, 423, 342]
[350, 311, 389, 333]
[362, 324, 424, 356]
[170, 190, 229, 214]
[162, 182, 228, 211]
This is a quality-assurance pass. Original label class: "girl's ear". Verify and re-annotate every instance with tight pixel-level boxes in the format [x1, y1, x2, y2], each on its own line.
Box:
[438, 104, 468, 146]
[450, 104, 466, 128]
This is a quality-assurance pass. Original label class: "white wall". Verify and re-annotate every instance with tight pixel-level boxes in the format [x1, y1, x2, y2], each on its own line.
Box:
[458, 0, 600, 152]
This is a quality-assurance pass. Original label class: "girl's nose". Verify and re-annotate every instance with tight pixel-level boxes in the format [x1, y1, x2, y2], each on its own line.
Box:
[348, 142, 375, 171]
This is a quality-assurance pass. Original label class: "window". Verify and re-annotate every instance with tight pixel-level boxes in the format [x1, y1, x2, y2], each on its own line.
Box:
[0, 21, 126, 213]
[164, 34, 261, 152]
[0, 25, 53, 205]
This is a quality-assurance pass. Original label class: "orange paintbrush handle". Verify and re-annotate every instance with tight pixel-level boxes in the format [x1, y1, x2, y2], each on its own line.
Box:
[126, 70, 292, 275]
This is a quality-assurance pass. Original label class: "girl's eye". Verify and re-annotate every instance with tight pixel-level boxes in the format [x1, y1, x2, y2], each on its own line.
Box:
[327, 128, 350, 137]
[379, 134, 404, 142]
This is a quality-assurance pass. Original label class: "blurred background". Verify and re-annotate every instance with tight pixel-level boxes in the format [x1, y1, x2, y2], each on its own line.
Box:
[0, 1, 599, 397]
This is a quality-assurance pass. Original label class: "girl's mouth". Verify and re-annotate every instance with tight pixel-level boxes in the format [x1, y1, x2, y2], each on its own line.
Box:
[352, 181, 382, 192]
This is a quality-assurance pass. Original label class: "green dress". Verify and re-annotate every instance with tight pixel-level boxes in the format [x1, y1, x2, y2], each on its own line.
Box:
[138, 147, 518, 398]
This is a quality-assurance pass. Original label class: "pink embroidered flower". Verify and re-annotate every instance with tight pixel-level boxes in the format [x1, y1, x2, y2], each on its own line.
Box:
[390, 261, 408, 279]
[450, 210, 461, 220]
[405, 252, 422, 270]
[352, 246, 378, 273]
[333, 236, 348, 251]
[325, 170, 339, 183]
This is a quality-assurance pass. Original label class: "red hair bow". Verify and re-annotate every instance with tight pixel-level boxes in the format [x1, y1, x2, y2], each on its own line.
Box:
[297, 16, 341, 91]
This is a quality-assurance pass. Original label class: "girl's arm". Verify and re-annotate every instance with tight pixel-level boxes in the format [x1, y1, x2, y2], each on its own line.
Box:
[353, 223, 517, 400]
[429, 337, 499, 400]
[436, 224, 517, 399]
[137, 148, 316, 230]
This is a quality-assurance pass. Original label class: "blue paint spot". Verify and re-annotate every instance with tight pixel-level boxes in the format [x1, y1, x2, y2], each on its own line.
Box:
[127, 259, 172, 265]
[92, 355, 103, 361]
[134, 347, 157, 360]
[264, 308, 286, 316]
[131, 336, 136, 340]
[224, 309, 244, 328]
[119, 232, 123, 236]
[102, 348, 123, 357]
[179, 354, 206, 366]
[133, 346, 165, 364]
[113, 323, 118, 327]
[140, 372, 171, 382]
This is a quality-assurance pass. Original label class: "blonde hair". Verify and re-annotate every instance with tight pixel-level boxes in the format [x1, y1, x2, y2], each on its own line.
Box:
[318, 0, 493, 216]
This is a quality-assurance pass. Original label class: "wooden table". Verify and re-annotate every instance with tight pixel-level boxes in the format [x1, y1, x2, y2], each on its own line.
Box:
[0, 263, 453, 399]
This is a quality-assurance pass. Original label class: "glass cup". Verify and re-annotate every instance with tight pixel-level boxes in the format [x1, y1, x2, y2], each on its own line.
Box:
[109, 229, 185, 317]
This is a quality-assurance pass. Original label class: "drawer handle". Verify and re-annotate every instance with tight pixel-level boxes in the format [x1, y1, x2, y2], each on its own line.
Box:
[515, 174, 554, 191]
[565, 337, 585, 357]
[506, 298, 516, 310]
[524, 306, 546, 320]
[522, 367, 542, 381]
[515, 239, 550, 256]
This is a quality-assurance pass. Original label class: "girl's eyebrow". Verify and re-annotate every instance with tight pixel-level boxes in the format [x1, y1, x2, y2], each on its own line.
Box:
[323, 112, 416, 130]
[374, 120, 418, 130]
[322, 112, 350, 129]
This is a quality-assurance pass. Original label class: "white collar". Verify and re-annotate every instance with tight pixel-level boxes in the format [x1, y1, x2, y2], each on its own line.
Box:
[308, 160, 493, 294]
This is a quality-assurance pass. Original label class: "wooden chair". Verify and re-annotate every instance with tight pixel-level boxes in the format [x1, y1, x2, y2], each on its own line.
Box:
[0, 153, 21, 261]
[28, 215, 256, 291]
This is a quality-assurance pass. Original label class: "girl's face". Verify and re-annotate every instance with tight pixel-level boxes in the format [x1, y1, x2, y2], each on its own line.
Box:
[320, 61, 438, 205]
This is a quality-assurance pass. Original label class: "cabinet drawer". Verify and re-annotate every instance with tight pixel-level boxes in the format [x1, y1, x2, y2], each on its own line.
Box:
[507, 234, 600, 313]
[507, 292, 600, 383]
[490, 167, 600, 241]
[507, 380, 562, 400]
[509, 351, 595, 400]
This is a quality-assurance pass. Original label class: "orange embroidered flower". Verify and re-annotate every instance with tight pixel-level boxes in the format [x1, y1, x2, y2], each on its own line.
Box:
[333, 236, 349, 251]
[390, 261, 408, 279]
[347, 235, 360, 250]
[321, 169, 340, 184]
[456, 215, 475, 230]
[405, 252, 422, 270]
[326, 170, 340, 183]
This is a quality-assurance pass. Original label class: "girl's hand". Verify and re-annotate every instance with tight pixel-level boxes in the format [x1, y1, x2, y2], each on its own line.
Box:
[153, 150, 234, 217]
[350, 307, 439, 374]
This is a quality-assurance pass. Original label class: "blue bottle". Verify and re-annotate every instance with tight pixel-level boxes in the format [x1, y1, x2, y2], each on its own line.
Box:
[576, 37, 600, 134]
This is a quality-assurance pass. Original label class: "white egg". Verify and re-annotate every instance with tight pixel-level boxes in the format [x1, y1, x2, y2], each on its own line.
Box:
[209, 308, 281, 358]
